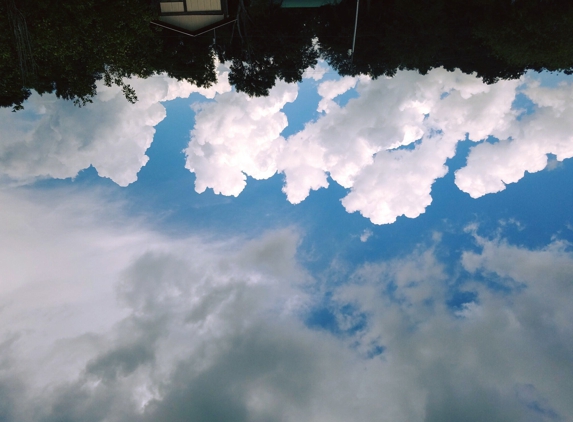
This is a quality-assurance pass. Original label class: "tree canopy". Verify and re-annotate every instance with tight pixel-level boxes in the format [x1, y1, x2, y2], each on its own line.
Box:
[1, 0, 217, 109]
[1, 0, 573, 109]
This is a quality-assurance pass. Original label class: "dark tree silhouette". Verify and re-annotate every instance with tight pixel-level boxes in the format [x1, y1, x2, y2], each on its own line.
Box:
[0, 0, 217, 110]
[314, 0, 537, 83]
[218, 0, 319, 96]
[1, 0, 573, 110]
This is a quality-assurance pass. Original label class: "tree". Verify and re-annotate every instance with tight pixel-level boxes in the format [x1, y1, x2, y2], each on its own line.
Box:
[0, 0, 217, 110]
[218, 0, 319, 96]
[2, 0, 573, 110]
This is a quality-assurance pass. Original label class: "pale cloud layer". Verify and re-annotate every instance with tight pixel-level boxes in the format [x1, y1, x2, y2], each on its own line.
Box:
[0, 188, 571, 421]
[332, 234, 573, 422]
[185, 69, 573, 225]
[0, 63, 231, 186]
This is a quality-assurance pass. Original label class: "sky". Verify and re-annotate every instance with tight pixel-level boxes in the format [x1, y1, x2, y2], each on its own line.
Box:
[0, 62, 573, 422]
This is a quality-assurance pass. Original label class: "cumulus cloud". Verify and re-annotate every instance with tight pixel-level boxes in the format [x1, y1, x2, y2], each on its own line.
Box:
[184, 80, 297, 196]
[6, 66, 570, 225]
[302, 60, 329, 81]
[1, 186, 572, 421]
[0, 63, 231, 186]
[185, 68, 531, 224]
[455, 77, 573, 197]
[184, 69, 573, 224]
[316, 75, 359, 113]
[280, 70, 520, 223]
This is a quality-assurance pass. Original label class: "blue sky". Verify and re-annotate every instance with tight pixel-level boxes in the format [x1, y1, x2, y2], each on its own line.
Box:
[0, 64, 572, 421]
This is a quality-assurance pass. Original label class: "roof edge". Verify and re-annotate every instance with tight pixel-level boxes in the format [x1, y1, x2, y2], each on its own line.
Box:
[151, 16, 236, 37]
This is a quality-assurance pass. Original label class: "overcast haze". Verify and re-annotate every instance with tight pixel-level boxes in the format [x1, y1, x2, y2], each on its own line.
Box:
[0, 63, 572, 421]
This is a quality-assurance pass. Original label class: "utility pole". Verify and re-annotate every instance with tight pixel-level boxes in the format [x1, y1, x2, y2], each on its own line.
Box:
[350, 0, 359, 63]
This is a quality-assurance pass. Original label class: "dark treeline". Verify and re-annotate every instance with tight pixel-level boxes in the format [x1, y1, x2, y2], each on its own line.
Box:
[319, 0, 573, 82]
[2, 0, 573, 109]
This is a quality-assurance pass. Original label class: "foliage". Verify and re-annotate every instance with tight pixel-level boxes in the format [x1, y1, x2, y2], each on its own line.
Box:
[1, 0, 573, 109]
[218, 0, 319, 96]
[473, 0, 573, 72]
[0, 0, 216, 110]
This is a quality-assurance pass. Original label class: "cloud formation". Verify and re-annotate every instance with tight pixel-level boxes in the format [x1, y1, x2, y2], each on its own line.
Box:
[0, 187, 571, 421]
[5, 66, 571, 225]
[4, 65, 572, 225]
[185, 69, 573, 225]
[184, 80, 297, 196]
[332, 235, 573, 421]
[302, 60, 329, 81]
[0, 187, 307, 420]
[455, 77, 573, 197]
[277, 69, 521, 223]
[0, 63, 231, 186]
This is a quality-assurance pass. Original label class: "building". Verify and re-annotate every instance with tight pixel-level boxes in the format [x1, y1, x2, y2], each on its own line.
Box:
[152, 0, 341, 37]
[151, 0, 234, 37]
[276, 0, 340, 7]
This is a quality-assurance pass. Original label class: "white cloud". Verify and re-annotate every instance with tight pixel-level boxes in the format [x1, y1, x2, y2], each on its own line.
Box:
[0, 187, 408, 422]
[279, 69, 519, 223]
[6, 67, 571, 225]
[340, 135, 454, 224]
[0, 187, 162, 401]
[0, 186, 313, 419]
[316, 75, 359, 113]
[0, 187, 571, 421]
[183, 69, 573, 225]
[359, 229, 372, 242]
[458, 236, 573, 418]
[184, 68, 531, 224]
[455, 77, 573, 198]
[0, 63, 231, 187]
[302, 60, 329, 81]
[333, 238, 573, 421]
[184, 80, 297, 196]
